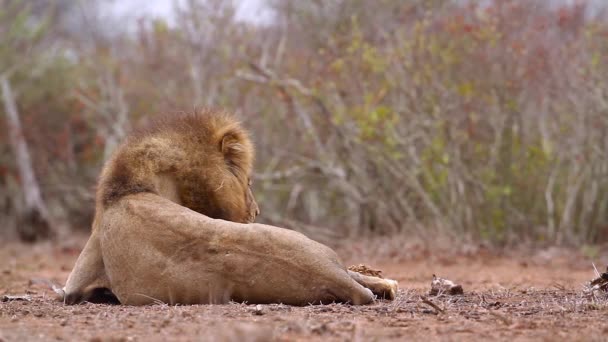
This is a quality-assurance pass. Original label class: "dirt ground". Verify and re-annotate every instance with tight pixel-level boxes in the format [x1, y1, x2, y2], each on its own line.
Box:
[1, 237, 607, 342]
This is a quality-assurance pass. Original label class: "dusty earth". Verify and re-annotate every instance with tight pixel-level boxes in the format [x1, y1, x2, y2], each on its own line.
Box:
[1, 237, 607, 342]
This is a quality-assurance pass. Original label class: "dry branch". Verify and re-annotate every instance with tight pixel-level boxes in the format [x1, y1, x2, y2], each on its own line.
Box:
[1, 73, 54, 241]
[419, 295, 445, 314]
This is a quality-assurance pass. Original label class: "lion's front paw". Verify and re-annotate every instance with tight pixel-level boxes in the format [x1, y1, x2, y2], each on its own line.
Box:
[382, 279, 399, 300]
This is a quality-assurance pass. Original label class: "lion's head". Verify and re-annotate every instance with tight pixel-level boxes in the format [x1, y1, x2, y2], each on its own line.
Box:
[97, 109, 259, 224]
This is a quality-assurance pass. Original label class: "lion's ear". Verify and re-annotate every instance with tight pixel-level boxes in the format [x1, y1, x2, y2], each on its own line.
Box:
[221, 131, 245, 160]
[219, 128, 253, 173]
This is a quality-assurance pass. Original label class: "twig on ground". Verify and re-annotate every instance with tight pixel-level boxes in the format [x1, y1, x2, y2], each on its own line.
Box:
[592, 262, 600, 278]
[420, 295, 445, 314]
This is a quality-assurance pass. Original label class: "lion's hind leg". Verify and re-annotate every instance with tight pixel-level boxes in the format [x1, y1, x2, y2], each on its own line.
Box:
[347, 271, 398, 300]
[63, 232, 112, 304]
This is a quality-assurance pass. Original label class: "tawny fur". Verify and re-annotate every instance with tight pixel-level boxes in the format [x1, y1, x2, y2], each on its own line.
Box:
[63, 109, 397, 306]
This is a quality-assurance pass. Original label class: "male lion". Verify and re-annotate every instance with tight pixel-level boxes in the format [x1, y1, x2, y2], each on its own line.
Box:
[64, 110, 398, 305]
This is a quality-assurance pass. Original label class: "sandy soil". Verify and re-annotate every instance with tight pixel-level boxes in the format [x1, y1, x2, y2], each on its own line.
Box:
[1, 239, 607, 342]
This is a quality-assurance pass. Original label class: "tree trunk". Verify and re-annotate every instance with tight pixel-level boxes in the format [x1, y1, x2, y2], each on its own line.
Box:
[1, 73, 53, 241]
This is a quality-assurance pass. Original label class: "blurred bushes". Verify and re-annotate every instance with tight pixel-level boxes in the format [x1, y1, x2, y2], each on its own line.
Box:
[2, 0, 608, 245]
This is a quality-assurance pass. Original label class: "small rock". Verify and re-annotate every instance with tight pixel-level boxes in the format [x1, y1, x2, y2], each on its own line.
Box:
[429, 275, 464, 296]
[252, 304, 264, 316]
[1, 294, 31, 302]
